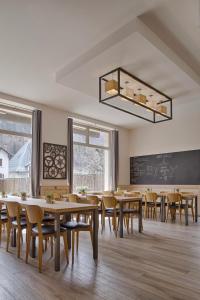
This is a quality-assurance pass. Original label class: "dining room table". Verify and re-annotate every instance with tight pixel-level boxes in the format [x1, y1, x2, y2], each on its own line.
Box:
[159, 192, 198, 225]
[78, 194, 143, 238]
[0, 196, 99, 272]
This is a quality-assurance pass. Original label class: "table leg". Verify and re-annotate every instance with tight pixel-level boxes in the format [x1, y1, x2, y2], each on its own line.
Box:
[54, 213, 60, 272]
[65, 213, 71, 249]
[119, 202, 124, 238]
[160, 196, 166, 222]
[185, 199, 189, 226]
[31, 236, 36, 258]
[138, 199, 143, 233]
[195, 196, 198, 223]
[93, 208, 98, 261]
[11, 227, 16, 247]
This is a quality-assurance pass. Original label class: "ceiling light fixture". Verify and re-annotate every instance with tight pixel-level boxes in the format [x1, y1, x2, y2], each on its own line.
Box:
[99, 67, 172, 123]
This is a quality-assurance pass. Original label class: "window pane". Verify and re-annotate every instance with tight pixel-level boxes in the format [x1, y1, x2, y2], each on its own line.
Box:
[73, 144, 108, 192]
[73, 124, 87, 143]
[89, 129, 109, 147]
[0, 112, 32, 135]
[0, 133, 32, 195]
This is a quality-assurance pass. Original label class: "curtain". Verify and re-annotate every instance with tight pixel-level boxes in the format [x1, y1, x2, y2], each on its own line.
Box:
[31, 110, 42, 198]
[67, 118, 73, 193]
[110, 130, 119, 191]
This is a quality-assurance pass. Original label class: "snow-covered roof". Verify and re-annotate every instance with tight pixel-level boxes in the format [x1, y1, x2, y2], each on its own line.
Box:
[9, 141, 31, 173]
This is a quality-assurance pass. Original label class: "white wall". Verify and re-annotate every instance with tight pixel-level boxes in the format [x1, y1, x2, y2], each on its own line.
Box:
[0, 93, 130, 187]
[41, 106, 130, 186]
[129, 113, 200, 157]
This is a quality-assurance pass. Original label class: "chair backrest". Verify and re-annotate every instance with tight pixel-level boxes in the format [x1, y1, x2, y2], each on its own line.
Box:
[26, 205, 44, 224]
[125, 191, 141, 197]
[103, 191, 113, 196]
[6, 201, 21, 218]
[52, 192, 61, 201]
[114, 191, 124, 196]
[68, 194, 79, 203]
[102, 196, 117, 209]
[86, 195, 99, 205]
[145, 192, 158, 202]
[167, 193, 181, 203]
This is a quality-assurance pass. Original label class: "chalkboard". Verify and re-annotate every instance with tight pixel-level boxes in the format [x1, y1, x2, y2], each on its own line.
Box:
[130, 150, 200, 185]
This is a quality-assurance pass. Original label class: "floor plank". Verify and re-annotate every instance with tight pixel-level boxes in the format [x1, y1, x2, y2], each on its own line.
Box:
[0, 219, 200, 300]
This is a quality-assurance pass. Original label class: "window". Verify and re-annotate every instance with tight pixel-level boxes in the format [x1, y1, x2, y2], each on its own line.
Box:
[73, 123, 110, 192]
[0, 107, 32, 194]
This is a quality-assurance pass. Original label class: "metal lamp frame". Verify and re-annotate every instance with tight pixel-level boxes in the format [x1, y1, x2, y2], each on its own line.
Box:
[99, 67, 172, 123]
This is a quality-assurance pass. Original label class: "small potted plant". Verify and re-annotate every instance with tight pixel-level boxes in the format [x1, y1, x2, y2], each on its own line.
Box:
[78, 187, 87, 195]
[21, 192, 27, 201]
[1, 191, 6, 198]
[46, 193, 53, 204]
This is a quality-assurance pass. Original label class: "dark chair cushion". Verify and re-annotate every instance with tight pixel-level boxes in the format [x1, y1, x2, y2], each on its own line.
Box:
[105, 208, 120, 215]
[0, 215, 8, 222]
[32, 225, 66, 235]
[123, 208, 138, 214]
[42, 215, 55, 223]
[1, 209, 7, 215]
[12, 219, 27, 228]
[61, 221, 90, 230]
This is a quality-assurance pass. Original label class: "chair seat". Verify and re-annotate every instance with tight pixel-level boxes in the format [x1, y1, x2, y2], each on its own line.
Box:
[12, 219, 27, 228]
[61, 221, 91, 230]
[0, 215, 8, 222]
[105, 208, 120, 215]
[32, 225, 66, 235]
[146, 202, 161, 207]
[123, 208, 138, 214]
[1, 209, 7, 215]
[42, 215, 55, 223]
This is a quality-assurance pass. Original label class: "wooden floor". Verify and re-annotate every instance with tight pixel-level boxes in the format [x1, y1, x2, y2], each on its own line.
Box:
[0, 219, 200, 300]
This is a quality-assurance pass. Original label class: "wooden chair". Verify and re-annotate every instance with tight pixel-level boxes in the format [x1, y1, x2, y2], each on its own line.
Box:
[123, 192, 141, 234]
[61, 218, 93, 264]
[166, 193, 183, 222]
[144, 192, 160, 220]
[181, 192, 195, 222]
[0, 204, 8, 245]
[25, 205, 68, 272]
[6, 201, 27, 258]
[102, 196, 118, 237]
[68, 194, 79, 203]
[103, 191, 113, 196]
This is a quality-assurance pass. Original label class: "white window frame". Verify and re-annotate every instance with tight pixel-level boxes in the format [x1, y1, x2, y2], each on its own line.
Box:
[73, 122, 111, 191]
[73, 122, 110, 150]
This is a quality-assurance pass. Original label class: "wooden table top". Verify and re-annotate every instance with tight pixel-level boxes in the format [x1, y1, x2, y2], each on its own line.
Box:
[78, 194, 142, 203]
[0, 196, 98, 214]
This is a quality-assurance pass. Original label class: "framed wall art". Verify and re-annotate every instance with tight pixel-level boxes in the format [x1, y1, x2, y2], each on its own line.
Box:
[43, 143, 67, 179]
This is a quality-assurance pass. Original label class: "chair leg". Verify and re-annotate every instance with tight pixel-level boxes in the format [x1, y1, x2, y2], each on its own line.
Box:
[17, 226, 21, 258]
[50, 236, 53, 257]
[62, 233, 69, 264]
[108, 217, 111, 232]
[6, 222, 11, 252]
[0, 222, 2, 245]
[26, 228, 31, 264]
[72, 230, 75, 264]
[126, 216, 130, 234]
[76, 231, 79, 253]
[191, 207, 195, 222]
[38, 236, 43, 273]
[131, 216, 133, 234]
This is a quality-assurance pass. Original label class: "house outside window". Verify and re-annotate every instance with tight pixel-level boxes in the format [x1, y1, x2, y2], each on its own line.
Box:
[73, 122, 110, 192]
[0, 106, 32, 194]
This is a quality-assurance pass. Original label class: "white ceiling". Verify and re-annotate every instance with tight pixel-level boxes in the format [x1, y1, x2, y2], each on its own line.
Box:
[0, 0, 200, 128]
